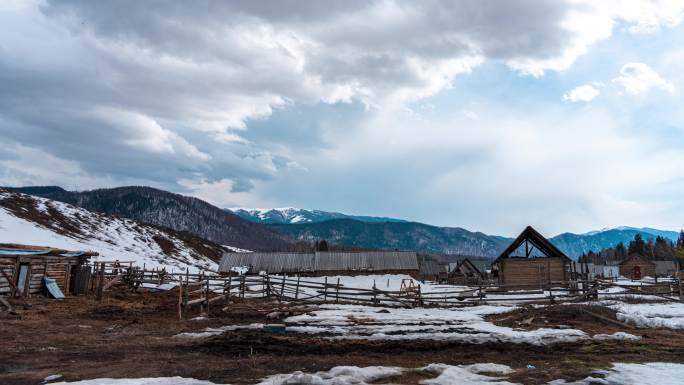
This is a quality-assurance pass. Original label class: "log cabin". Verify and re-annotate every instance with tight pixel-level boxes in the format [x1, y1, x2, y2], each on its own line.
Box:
[492, 226, 571, 289]
[619, 254, 656, 280]
[0, 244, 97, 298]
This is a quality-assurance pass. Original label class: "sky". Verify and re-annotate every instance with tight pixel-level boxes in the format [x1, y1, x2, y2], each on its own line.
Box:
[1, 0, 683, 236]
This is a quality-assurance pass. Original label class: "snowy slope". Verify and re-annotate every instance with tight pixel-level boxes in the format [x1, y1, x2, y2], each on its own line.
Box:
[0, 189, 225, 272]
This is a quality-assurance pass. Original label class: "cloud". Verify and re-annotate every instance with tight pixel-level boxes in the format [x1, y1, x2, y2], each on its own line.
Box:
[612, 62, 676, 95]
[1, 0, 684, 234]
[563, 84, 601, 102]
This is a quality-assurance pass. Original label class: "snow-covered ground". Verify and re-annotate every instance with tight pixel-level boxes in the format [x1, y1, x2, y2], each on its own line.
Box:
[283, 304, 636, 345]
[50, 362, 684, 385]
[596, 300, 684, 330]
[0, 190, 220, 273]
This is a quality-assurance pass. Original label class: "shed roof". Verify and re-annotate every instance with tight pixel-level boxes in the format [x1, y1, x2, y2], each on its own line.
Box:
[218, 252, 314, 274]
[0, 244, 98, 257]
[218, 251, 419, 274]
[619, 254, 655, 266]
[418, 259, 443, 275]
[314, 251, 418, 271]
[450, 258, 484, 277]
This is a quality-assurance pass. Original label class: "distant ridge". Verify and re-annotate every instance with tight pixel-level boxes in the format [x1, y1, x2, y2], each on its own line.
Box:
[228, 207, 406, 225]
[8, 186, 680, 259]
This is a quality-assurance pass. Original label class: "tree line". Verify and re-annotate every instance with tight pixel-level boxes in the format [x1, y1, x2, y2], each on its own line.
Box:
[579, 231, 684, 264]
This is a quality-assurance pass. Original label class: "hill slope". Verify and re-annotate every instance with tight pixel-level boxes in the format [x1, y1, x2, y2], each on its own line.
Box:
[269, 219, 510, 257]
[228, 207, 406, 224]
[551, 228, 680, 257]
[10, 186, 291, 251]
[0, 189, 223, 271]
[271, 218, 680, 259]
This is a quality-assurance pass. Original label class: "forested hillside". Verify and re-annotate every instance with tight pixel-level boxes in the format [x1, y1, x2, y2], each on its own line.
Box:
[10, 186, 291, 251]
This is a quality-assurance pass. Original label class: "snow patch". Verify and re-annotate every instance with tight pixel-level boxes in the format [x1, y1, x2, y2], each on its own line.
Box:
[550, 362, 684, 385]
[257, 365, 402, 385]
[423, 363, 517, 385]
[284, 304, 589, 345]
[173, 323, 264, 339]
[51, 378, 227, 385]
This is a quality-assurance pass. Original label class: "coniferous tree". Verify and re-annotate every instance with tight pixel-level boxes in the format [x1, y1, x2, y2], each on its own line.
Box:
[653, 236, 674, 260]
[628, 233, 646, 256]
[316, 239, 329, 251]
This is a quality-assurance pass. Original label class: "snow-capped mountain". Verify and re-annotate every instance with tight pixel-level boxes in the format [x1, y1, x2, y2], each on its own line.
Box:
[228, 207, 406, 225]
[0, 189, 227, 272]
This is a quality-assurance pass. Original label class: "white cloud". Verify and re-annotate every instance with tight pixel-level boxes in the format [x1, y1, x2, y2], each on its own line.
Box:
[612, 62, 676, 95]
[563, 84, 601, 102]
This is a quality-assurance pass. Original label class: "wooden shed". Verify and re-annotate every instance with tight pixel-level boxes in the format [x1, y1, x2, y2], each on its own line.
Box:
[619, 255, 655, 280]
[219, 251, 419, 276]
[448, 258, 485, 284]
[0, 244, 97, 298]
[492, 226, 571, 289]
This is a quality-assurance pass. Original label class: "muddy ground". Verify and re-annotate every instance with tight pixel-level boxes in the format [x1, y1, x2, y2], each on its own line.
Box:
[2, 288, 684, 385]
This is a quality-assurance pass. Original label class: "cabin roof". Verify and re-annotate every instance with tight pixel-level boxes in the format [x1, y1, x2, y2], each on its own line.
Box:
[219, 251, 419, 274]
[0, 243, 98, 257]
[494, 226, 570, 263]
[619, 254, 655, 266]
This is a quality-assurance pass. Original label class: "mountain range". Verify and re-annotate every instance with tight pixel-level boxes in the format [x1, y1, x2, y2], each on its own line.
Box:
[228, 207, 406, 225]
[231, 207, 680, 259]
[4, 187, 680, 260]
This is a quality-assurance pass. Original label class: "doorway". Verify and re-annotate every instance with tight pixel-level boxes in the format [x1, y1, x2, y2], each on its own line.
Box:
[632, 265, 641, 280]
[16, 263, 29, 295]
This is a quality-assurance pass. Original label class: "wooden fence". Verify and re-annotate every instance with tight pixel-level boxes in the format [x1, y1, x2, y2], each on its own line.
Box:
[82, 264, 684, 318]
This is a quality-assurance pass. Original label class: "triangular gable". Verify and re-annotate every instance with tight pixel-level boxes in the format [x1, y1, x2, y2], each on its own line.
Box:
[494, 226, 569, 263]
[457, 258, 483, 276]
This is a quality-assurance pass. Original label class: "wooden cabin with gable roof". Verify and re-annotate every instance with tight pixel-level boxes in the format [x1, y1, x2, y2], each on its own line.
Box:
[492, 226, 571, 288]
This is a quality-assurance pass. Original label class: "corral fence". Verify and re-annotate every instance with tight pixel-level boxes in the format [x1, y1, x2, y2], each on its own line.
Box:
[81, 262, 684, 318]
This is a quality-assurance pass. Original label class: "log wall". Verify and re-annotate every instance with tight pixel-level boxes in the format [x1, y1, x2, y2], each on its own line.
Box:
[0, 256, 84, 296]
[499, 257, 568, 288]
[619, 258, 656, 279]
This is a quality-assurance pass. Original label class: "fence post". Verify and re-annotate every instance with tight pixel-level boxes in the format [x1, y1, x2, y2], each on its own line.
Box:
[336, 277, 340, 304]
[295, 276, 300, 300]
[372, 282, 377, 304]
[280, 275, 286, 301]
[265, 275, 270, 298]
[241, 275, 246, 299]
[96, 263, 105, 301]
[177, 281, 183, 320]
[205, 279, 210, 315]
[417, 284, 422, 307]
[679, 278, 682, 301]
[478, 285, 484, 305]
[324, 277, 328, 302]
[227, 272, 232, 298]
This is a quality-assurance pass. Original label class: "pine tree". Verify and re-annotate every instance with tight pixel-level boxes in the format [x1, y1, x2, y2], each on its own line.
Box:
[628, 233, 646, 256]
[653, 236, 674, 260]
[316, 239, 329, 251]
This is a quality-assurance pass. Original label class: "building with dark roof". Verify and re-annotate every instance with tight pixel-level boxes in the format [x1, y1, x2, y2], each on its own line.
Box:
[492, 226, 571, 288]
[219, 251, 419, 275]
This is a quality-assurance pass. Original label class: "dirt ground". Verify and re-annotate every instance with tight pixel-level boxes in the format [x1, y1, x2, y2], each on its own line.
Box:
[2, 288, 684, 385]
